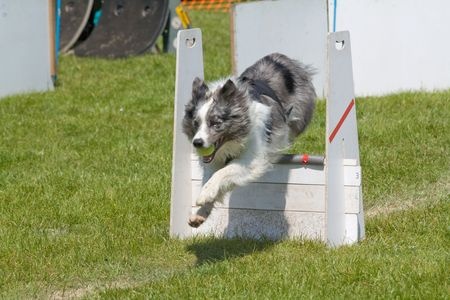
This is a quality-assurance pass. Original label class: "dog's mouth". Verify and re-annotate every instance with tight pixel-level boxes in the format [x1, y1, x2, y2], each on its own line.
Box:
[201, 138, 224, 164]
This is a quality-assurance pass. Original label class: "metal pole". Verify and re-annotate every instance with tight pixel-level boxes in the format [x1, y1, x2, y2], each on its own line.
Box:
[277, 154, 325, 165]
[163, 0, 182, 53]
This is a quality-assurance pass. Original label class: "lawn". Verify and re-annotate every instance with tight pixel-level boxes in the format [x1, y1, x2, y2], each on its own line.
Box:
[0, 11, 449, 299]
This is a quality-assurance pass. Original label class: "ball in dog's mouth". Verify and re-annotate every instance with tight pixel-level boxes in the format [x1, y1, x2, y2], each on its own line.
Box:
[197, 144, 215, 156]
[197, 139, 224, 164]
[197, 144, 216, 163]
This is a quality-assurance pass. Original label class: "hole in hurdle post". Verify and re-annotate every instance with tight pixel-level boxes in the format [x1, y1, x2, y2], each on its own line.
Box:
[185, 37, 196, 48]
[335, 40, 345, 50]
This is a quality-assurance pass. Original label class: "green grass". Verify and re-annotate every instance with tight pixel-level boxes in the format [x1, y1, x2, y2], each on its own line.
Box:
[1, 11, 449, 299]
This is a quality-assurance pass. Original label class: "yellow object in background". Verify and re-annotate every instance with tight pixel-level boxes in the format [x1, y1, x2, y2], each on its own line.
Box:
[176, 5, 191, 29]
[180, 0, 249, 13]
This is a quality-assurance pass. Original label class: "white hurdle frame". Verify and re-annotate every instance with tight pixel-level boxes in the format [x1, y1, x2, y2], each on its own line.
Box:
[170, 29, 365, 246]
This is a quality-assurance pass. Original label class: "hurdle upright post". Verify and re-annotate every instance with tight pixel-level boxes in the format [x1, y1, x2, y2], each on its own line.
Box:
[325, 31, 365, 246]
[170, 29, 204, 238]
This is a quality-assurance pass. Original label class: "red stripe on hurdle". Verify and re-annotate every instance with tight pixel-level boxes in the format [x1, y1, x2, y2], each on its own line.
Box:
[328, 99, 355, 143]
[302, 154, 309, 164]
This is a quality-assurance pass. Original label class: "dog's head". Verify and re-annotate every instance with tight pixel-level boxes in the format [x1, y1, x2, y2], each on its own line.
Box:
[182, 77, 250, 163]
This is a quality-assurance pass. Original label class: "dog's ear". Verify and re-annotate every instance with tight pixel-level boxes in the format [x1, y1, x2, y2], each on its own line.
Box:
[218, 79, 237, 100]
[192, 77, 209, 102]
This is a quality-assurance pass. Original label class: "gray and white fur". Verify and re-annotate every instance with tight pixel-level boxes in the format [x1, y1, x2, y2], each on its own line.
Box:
[182, 53, 316, 227]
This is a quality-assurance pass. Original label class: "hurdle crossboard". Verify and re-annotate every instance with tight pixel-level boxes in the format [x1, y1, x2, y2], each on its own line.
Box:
[170, 29, 365, 246]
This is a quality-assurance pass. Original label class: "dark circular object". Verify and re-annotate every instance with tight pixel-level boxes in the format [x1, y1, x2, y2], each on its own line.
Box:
[74, 0, 169, 58]
[59, 0, 94, 53]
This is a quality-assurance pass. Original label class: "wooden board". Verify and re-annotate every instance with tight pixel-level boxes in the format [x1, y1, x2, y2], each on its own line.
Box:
[191, 182, 361, 214]
[192, 208, 326, 241]
[190, 207, 362, 241]
[192, 158, 325, 186]
[191, 158, 362, 187]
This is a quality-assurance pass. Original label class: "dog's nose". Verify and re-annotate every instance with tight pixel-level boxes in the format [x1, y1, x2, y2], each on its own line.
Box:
[192, 138, 204, 148]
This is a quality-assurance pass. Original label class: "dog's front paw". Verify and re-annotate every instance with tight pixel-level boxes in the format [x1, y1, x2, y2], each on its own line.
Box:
[196, 186, 217, 206]
[196, 195, 213, 206]
[188, 214, 206, 228]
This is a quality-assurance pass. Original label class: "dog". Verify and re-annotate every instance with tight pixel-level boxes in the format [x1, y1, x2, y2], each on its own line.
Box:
[182, 53, 316, 228]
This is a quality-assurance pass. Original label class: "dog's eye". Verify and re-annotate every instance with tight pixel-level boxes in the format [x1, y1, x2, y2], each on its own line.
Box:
[211, 121, 223, 130]
[193, 120, 199, 128]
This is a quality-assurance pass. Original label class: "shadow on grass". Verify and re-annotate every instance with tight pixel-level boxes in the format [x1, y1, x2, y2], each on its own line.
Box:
[186, 238, 278, 266]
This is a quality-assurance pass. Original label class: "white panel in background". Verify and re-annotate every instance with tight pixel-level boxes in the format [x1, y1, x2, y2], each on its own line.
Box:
[232, 0, 328, 97]
[0, 0, 54, 99]
[335, 0, 450, 95]
[233, 0, 450, 96]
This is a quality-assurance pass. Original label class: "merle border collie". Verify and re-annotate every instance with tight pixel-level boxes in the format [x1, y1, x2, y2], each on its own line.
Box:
[182, 53, 316, 228]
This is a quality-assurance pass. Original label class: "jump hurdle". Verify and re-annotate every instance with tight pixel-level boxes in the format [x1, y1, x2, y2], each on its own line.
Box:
[170, 29, 365, 246]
